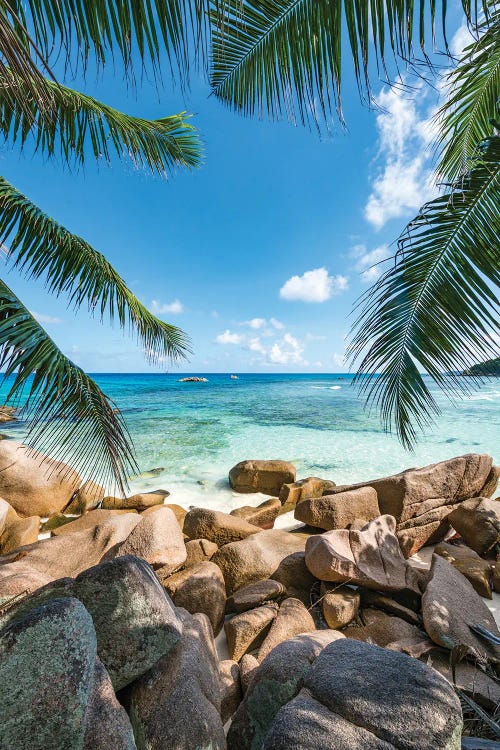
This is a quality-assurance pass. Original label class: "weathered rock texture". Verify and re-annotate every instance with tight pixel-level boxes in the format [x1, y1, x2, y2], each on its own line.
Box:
[295, 487, 380, 530]
[102, 489, 169, 511]
[160, 561, 226, 635]
[225, 603, 278, 662]
[184, 507, 262, 546]
[434, 541, 493, 598]
[321, 584, 360, 629]
[448, 497, 500, 556]
[279, 477, 336, 510]
[229, 460, 296, 496]
[257, 598, 316, 661]
[231, 497, 281, 529]
[116, 506, 186, 572]
[227, 579, 287, 614]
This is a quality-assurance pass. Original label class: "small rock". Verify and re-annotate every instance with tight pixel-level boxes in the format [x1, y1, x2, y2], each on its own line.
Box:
[184, 507, 262, 546]
[270, 550, 317, 605]
[239, 653, 259, 693]
[448, 497, 500, 556]
[231, 497, 281, 529]
[220, 659, 242, 724]
[227, 579, 287, 613]
[422, 554, 500, 664]
[434, 541, 493, 598]
[102, 489, 169, 512]
[343, 608, 432, 655]
[225, 603, 278, 661]
[159, 561, 226, 634]
[184, 537, 218, 566]
[295, 487, 380, 530]
[65, 480, 104, 514]
[305, 515, 420, 593]
[116, 506, 186, 572]
[257, 597, 316, 661]
[0, 406, 16, 423]
[359, 589, 421, 626]
[0, 515, 40, 553]
[279, 477, 336, 511]
[229, 460, 296, 496]
[321, 584, 360, 628]
[129, 610, 225, 750]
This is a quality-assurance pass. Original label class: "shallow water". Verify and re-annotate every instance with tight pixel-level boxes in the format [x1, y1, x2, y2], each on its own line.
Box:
[1, 373, 498, 509]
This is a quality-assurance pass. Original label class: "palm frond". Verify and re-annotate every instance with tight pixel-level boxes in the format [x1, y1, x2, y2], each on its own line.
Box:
[209, 0, 483, 130]
[348, 136, 500, 449]
[0, 278, 137, 492]
[0, 177, 191, 366]
[435, 5, 500, 180]
[0, 70, 202, 172]
[4, 0, 208, 83]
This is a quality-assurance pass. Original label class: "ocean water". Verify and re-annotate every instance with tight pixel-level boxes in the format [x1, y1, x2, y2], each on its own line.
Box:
[1, 373, 498, 511]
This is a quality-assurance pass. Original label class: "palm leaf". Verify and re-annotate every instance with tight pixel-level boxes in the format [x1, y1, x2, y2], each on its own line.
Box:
[348, 136, 500, 449]
[0, 70, 202, 172]
[435, 5, 500, 180]
[0, 177, 191, 366]
[4, 0, 208, 83]
[209, 0, 483, 130]
[0, 278, 137, 492]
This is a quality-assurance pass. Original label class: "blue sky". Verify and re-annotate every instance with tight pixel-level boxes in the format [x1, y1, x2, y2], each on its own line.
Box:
[1, 10, 469, 373]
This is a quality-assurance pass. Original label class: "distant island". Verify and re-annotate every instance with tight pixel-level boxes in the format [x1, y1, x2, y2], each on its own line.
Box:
[463, 357, 500, 376]
[178, 377, 209, 382]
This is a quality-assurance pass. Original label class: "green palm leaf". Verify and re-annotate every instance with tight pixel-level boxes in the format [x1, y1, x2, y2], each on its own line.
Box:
[210, 0, 481, 129]
[436, 5, 500, 180]
[0, 70, 202, 172]
[348, 136, 500, 449]
[0, 278, 137, 492]
[0, 177, 190, 365]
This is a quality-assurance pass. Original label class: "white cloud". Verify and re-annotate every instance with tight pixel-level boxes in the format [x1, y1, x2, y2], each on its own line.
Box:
[450, 22, 475, 57]
[364, 82, 436, 229]
[215, 329, 243, 345]
[242, 317, 266, 329]
[211, 310, 219, 318]
[280, 268, 348, 303]
[352, 243, 389, 283]
[270, 318, 284, 330]
[332, 351, 347, 369]
[150, 299, 184, 314]
[268, 333, 307, 365]
[247, 336, 266, 354]
[31, 311, 63, 324]
[306, 333, 327, 341]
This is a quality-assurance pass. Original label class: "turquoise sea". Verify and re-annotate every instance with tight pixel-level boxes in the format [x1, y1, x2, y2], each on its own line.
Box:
[1, 373, 499, 511]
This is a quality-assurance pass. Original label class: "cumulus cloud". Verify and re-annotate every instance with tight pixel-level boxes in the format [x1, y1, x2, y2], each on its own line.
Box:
[31, 311, 63, 324]
[450, 22, 475, 57]
[268, 333, 307, 365]
[364, 82, 436, 229]
[280, 268, 348, 303]
[215, 329, 243, 345]
[150, 299, 184, 314]
[270, 318, 285, 330]
[247, 336, 267, 354]
[351, 243, 389, 283]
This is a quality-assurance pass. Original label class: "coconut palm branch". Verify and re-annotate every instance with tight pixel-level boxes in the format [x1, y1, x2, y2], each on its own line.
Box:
[0, 70, 202, 172]
[209, 0, 484, 130]
[348, 136, 500, 449]
[435, 4, 500, 180]
[0, 279, 138, 492]
[0, 177, 190, 366]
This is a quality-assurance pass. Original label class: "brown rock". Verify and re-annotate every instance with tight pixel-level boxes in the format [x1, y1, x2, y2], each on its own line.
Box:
[279, 477, 336, 510]
[359, 589, 421, 626]
[0, 515, 40, 554]
[423, 648, 500, 712]
[239, 653, 259, 693]
[184, 506, 261, 546]
[220, 659, 242, 724]
[65, 480, 104, 514]
[116, 506, 186, 572]
[184, 538, 218, 566]
[213, 529, 307, 595]
[422, 554, 500, 663]
[141, 502, 187, 529]
[305, 515, 420, 593]
[102, 489, 169, 512]
[229, 459, 296, 496]
[52, 508, 138, 536]
[434, 541, 493, 598]
[227, 579, 287, 613]
[295, 487, 380, 530]
[331, 453, 496, 555]
[494, 556, 500, 594]
[231, 497, 281, 529]
[0, 497, 16, 533]
[129, 610, 225, 750]
[0, 439, 80, 517]
[320, 584, 360, 628]
[448, 497, 500, 556]
[270, 550, 317, 605]
[257, 597, 316, 661]
[343, 608, 432, 655]
[225, 603, 278, 661]
[160, 561, 226, 635]
[0, 406, 16, 423]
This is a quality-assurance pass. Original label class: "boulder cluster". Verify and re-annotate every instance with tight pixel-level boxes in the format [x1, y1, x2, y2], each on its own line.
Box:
[0, 443, 499, 749]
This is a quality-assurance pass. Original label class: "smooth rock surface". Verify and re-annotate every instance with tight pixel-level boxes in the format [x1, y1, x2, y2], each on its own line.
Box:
[102, 489, 169, 512]
[229, 460, 296, 496]
[448, 497, 500, 556]
[434, 541, 493, 598]
[0, 515, 39, 553]
[220, 659, 242, 724]
[225, 603, 278, 662]
[129, 610, 225, 750]
[295, 487, 380, 530]
[227, 579, 287, 614]
[231, 497, 281, 529]
[160, 561, 226, 634]
[184, 507, 262, 546]
[184, 537, 218, 566]
[65, 480, 104, 514]
[305, 516, 420, 593]
[51, 508, 139, 536]
[257, 598, 316, 661]
[321, 584, 360, 628]
[279, 477, 336, 510]
[343, 608, 432, 655]
[117, 506, 186, 572]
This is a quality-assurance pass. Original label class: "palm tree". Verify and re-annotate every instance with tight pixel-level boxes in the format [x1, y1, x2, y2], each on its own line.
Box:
[0, 0, 203, 491]
[208, 0, 499, 448]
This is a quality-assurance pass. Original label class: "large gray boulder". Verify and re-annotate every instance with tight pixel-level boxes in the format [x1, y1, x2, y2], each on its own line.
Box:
[260, 640, 462, 750]
[129, 610, 225, 750]
[227, 631, 344, 750]
[305, 516, 420, 594]
[0, 439, 80, 517]
[229, 460, 296, 496]
[327, 454, 496, 556]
